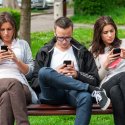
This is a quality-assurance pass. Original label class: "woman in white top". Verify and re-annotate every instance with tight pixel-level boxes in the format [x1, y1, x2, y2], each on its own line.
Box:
[0, 12, 38, 125]
[90, 16, 125, 125]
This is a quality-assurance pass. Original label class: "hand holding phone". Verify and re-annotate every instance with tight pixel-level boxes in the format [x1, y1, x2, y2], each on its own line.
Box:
[1, 45, 8, 51]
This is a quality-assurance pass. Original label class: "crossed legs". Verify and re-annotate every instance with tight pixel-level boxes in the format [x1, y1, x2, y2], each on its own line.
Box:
[0, 78, 31, 125]
[38, 67, 92, 125]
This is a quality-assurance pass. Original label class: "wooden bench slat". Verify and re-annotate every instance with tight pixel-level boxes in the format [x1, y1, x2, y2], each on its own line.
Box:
[27, 103, 113, 116]
[27, 104, 75, 110]
[28, 110, 76, 116]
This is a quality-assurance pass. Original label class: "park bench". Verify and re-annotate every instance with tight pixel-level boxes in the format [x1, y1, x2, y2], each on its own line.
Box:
[26, 64, 112, 117]
[27, 103, 112, 116]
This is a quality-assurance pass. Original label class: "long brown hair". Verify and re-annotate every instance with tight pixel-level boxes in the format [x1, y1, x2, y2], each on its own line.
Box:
[91, 16, 121, 57]
[0, 12, 17, 39]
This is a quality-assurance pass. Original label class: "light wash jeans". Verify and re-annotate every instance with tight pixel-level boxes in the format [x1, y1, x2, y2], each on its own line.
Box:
[38, 67, 92, 125]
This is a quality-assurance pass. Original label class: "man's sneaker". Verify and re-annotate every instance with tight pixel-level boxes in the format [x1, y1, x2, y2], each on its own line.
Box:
[91, 88, 111, 110]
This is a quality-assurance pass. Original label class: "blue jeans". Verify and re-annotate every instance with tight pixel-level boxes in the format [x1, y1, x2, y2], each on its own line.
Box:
[38, 67, 92, 125]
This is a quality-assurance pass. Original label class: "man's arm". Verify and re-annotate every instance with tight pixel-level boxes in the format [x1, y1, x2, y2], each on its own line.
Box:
[77, 50, 100, 86]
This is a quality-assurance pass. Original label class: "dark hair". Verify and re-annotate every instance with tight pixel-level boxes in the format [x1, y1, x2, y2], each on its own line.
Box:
[91, 16, 121, 57]
[0, 12, 17, 39]
[54, 17, 73, 30]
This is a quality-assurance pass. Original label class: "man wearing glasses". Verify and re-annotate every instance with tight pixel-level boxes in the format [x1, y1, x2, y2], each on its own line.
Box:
[31, 17, 110, 125]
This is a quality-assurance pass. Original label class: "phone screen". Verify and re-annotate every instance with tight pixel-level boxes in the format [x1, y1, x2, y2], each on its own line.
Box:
[1, 45, 8, 51]
[113, 48, 121, 54]
[63, 60, 71, 66]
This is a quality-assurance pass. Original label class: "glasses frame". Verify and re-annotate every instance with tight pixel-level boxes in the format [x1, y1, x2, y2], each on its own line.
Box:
[56, 35, 72, 43]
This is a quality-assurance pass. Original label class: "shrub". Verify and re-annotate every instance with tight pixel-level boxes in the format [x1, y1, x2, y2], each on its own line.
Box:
[114, 0, 125, 7]
[74, 0, 113, 15]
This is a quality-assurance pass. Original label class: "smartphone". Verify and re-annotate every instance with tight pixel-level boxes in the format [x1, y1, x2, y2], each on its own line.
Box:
[63, 60, 71, 66]
[1, 45, 8, 51]
[113, 48, 121, 54]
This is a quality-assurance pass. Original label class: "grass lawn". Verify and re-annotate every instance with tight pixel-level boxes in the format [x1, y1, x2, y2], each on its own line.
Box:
[30, 27, 125, 125]
[28, 115, 114, 125]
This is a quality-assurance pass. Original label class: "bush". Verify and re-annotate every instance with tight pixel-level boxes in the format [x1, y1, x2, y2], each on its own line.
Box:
[0, 8, 20, 31]
[114, 0, 125, 7]
[74, 0, 113, 15]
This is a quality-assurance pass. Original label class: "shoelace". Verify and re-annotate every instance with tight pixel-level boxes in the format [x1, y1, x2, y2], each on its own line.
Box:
[91, 90, 102, 104]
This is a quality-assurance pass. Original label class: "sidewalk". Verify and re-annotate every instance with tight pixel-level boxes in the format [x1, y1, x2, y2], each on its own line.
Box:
[31, 8, 74, 32]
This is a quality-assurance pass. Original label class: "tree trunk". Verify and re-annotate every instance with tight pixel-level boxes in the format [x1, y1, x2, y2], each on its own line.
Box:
[3, 0, 19, 9]
[19, 0, 31, 46]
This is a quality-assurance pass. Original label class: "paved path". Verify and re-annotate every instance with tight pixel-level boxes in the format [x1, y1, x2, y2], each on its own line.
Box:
[31, 14, 54, 32]
[31, 8, 125, 32]
[31, 8, 73, 32]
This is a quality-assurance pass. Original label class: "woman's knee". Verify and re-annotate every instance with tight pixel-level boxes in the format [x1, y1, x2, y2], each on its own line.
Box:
[0, 78, 22, 96]
[7, 79, 24, 94]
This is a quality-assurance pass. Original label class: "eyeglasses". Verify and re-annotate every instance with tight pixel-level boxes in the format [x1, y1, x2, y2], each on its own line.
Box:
[56, 35, 72, 42]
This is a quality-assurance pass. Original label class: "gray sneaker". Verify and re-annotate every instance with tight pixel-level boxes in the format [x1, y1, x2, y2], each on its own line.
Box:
[91, 88, 111, 110]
